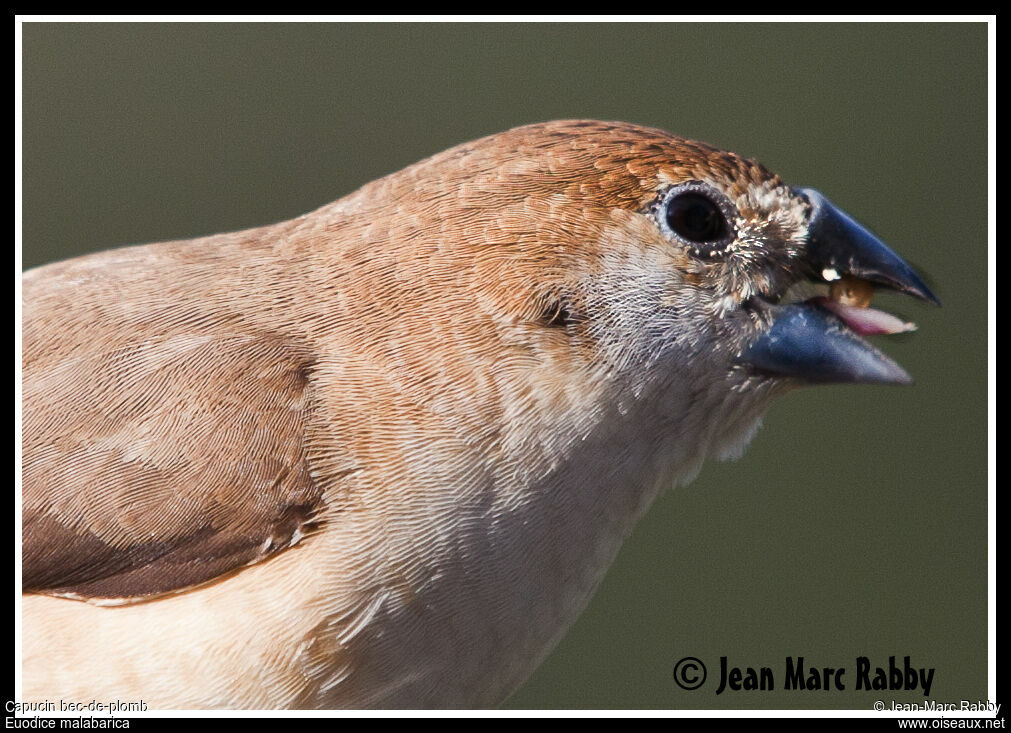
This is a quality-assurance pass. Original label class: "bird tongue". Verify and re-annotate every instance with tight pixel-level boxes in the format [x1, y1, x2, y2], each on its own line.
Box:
[811, 296, 916, 336]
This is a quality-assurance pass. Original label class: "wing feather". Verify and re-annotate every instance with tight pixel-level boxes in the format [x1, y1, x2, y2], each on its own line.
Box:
[22, 327, 324, 601]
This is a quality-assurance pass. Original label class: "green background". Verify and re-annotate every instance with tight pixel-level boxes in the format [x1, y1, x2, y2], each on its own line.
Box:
[20, 23, 988, 710]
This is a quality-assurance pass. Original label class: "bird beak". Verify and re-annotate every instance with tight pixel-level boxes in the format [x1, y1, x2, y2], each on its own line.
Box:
[800, 188, 940, 305]
[738, 189, 939, 386]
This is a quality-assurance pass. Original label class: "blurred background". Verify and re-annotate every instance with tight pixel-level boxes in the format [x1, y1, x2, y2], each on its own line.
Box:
[20, 22, 988, 709]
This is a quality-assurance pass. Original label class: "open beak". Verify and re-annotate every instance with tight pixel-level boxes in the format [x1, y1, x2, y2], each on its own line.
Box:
[739, 189, 939, 386]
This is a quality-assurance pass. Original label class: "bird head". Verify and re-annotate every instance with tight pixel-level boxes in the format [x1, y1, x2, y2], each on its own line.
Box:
[328, 120, 937, 477]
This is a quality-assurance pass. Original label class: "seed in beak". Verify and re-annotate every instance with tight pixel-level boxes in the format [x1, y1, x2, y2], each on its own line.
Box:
[829, 276, 874, 308]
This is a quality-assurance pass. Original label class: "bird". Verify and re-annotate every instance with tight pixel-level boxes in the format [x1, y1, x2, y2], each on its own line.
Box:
[19, 120, 937, 709]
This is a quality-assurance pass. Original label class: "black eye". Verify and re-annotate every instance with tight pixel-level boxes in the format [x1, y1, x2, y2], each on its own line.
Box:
[666, 193, 726, 242]
[657, 182, 737, 258]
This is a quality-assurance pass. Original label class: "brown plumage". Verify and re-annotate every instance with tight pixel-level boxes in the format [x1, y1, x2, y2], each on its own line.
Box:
[21, 120, 932, 708]
[23, 121, 771, 602]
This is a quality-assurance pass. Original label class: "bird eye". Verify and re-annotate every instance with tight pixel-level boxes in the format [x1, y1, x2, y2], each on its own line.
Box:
[657, 182, 737, 258]
[666, 193, 725, 242]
